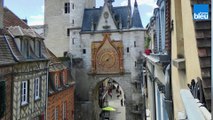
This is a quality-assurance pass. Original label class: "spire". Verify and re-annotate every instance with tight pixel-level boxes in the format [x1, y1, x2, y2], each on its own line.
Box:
[128, 0, 131, 7]
[131, 0, 143, 28]
[134, 0, 138, 7]
[104, 0, 114, 5]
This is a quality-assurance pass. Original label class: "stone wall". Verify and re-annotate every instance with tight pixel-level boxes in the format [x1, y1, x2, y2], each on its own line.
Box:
[72, 29, 145, 120]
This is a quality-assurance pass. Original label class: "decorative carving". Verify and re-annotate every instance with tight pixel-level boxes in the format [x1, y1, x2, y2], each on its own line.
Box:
[91, 33, 124, 74]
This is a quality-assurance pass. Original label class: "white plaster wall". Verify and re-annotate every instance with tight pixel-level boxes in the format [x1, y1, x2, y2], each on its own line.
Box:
[45, 0, 95, 57]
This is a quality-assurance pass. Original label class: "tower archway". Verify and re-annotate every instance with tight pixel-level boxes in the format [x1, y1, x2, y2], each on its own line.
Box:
[91, 77, 126, 120]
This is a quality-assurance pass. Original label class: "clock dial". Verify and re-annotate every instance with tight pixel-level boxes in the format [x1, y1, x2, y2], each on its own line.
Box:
[99, 51, 115, 68]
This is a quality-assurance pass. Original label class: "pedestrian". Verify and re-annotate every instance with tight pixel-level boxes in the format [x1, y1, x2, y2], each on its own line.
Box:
[116, 85, 119, 93]
[121, 98, 123, 106]
[117, 94, 120, 99]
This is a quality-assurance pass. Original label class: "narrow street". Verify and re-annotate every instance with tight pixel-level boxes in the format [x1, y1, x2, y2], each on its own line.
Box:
[107, 85, 126, 120]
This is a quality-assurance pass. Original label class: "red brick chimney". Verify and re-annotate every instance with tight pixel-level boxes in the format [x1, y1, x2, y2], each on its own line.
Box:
[0, 0, 3, 29]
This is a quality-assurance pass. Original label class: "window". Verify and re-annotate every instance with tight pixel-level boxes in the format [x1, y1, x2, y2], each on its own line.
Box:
[34, 78, 40, 100]
[35, 40, 41, 57]
[21, 39, 29, 58]
[127, 47, 129, 53]
[55, 74, 59, 88]
[83, 49, 86, 54]
[64, 2, 70, 14]
[72, 19, 74, 25]
[135, 61, 137, 67]
[67, 29, 70, 36]
[55, 107, 58, 120]
[62, 71, 67, 85]
[72, 38, 75, 44]
[62, 102, 67, 120]
[21, 81, 28, 105]
[72, 3, 74, 9]
[134, 41, 136, 47]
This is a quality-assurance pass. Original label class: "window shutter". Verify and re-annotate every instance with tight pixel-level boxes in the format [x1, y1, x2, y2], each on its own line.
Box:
[39, 78, 42, 98]
[27, 80, 30, 103]
[0, 81, 6, 118]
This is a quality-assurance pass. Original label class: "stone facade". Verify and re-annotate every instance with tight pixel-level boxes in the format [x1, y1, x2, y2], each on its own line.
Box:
[45, 0, 96, 57]
[45, 0, 145, 119]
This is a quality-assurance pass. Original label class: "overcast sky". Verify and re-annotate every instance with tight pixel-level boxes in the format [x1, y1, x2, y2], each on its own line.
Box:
[4, 0, 157, 27]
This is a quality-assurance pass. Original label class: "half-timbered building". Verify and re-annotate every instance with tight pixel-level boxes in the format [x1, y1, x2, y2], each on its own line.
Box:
[0, 7, 49, 120]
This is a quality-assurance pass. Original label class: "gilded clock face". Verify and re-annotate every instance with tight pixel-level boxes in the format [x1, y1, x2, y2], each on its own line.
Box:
[97, 51, 116, 68]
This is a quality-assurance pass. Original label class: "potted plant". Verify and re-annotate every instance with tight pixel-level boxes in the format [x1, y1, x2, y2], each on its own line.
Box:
[144, 36, 152, 55]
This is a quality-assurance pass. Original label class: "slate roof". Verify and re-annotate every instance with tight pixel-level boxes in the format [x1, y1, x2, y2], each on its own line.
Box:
[47, 49, 75, 94]
[131, 3, 143, 28]
[82, 8, 102, 31]
[0, 7, 49, 66]
[7, 26, 42, 38]
[0, 35, 16, 66]
[82, 6, 138, 31]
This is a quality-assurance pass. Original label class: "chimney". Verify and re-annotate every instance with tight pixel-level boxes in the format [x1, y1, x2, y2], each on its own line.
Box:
[22, 19, 28, 24]
[0, 0, 3, 29]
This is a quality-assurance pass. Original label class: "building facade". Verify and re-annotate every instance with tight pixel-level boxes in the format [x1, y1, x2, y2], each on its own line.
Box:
[45, 0, 96, 57]
[0, 32, 16, 120]
[144, 0, 211, 120]
[144, 0, 171, 120]
[0, 4, 49, 120]
[47, 50, 75, 120]
[45, 0, 146, 120]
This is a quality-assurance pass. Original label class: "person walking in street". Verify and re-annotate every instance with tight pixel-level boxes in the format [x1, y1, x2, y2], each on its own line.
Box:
[121, 98, 123, 106]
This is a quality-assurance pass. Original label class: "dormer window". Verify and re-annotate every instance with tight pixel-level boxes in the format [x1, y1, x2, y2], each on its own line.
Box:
[20, 39, 30, 58]
[55, 74, 59, 88]
[35, 40, 41, 57]
[62, 70, 67, 85]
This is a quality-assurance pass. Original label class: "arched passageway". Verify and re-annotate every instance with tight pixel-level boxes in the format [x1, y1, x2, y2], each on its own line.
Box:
[93, 77, 126, 120]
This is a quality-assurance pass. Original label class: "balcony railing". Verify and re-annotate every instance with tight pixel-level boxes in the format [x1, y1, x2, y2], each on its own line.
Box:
[180, 89, 211, 120]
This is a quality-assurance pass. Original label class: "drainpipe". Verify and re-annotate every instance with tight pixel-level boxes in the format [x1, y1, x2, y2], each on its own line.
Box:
[164, 64, 173, 120]
[211, 0, 213, 117]
[45, 61, 50, 120]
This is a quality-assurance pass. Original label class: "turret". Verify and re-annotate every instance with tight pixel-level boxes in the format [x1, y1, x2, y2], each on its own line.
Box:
[131, 0, 143, 28]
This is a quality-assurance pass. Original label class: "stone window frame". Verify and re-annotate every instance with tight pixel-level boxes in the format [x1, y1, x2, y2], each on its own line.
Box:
[83, 49, 86, 54]
[67, 28, 70, 36]
[64, 2, 70, 14]
[72, 3, 74, 9]
[54, 106, 59, 120]
[34, 77, 40, 100]
[127, 47, 129, 53]
[21, 80, 28, 106]
[62, 101, 67, 119]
